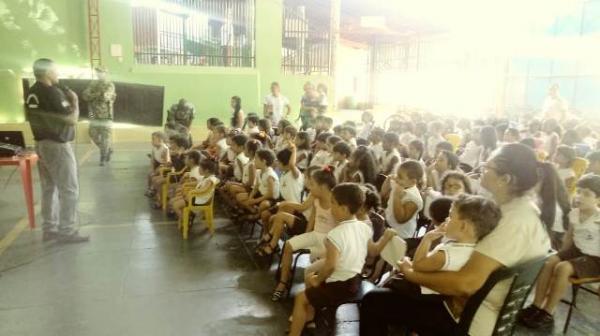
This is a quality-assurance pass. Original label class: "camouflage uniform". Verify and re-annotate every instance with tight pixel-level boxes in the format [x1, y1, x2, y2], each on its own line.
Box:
[165, 99, 195, 145]
[83, 74, 116, 164]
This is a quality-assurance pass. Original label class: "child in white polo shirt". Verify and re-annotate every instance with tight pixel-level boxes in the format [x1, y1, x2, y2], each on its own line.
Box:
[287, 183, 373, 336]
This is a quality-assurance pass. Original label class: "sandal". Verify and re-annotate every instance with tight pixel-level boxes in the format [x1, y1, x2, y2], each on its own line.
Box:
[257, 243, 279, 257]
[271, 281, 289, 302]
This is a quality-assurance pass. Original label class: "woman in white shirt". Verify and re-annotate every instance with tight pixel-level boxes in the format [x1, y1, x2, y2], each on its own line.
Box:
[360, 143, 552, 336]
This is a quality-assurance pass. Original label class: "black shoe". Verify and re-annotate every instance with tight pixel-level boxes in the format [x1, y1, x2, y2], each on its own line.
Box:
[57, 232, 90, 244]
[42, 231, 60, 242]
[106, 148, 113, 162]
[517, 304, 541, 324]
[522, 308, 554, 329]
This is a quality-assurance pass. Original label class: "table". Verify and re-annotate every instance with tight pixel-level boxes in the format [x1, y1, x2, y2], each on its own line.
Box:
[0, 153, 38, 229]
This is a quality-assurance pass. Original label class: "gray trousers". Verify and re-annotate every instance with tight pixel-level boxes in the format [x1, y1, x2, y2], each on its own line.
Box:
[35, 140, 79, 234]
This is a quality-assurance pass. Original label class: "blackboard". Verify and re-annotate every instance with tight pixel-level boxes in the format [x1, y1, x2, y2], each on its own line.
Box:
[22, 79, 165, 126]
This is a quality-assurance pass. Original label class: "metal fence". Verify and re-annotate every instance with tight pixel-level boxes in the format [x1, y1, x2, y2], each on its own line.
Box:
[282, 6, 332, 75]
[132, 0, 255, 67]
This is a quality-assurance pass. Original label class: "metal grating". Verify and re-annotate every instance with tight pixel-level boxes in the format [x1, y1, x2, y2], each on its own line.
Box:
[132, 0, 255, 67]
[282, 5, 332, 75]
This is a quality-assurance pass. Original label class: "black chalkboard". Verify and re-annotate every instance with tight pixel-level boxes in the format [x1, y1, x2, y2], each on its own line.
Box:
[22, 79, 165, 126]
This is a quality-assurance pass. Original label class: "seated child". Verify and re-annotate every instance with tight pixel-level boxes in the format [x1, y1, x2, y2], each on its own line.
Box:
[151, 134, 189, 208]
[241, 149, 280, 216]
[219, 129, 241, 178]
[381, 132, 401, 175]
[341, 125, 358, 150]
[392, 194, 500, 321]
[585, 151, 600, 175]
[272, 168, 337, 301]
[198, 117, 221, 149]
[345, 145, 378, 185]
[519, 174, 600, 329]
[146, 131, 171, 196]
[331, 141, 351, 183]
[383, 160, 425, 238]
[168, 150, 203, 214]
[295, 131, 312, 171]
[310, 132, 333, 167]
[245, 115, 260, 135]
[224, 139, 261, 209]
[287, 183, 373, 336]
[368, 127, 385, 163]
[212, 125, 228, 160]
[256, 166, 320, 258]
[171, 158, 220, 224]
[553, 145, 576, 191]
[256, 143, 304, 256]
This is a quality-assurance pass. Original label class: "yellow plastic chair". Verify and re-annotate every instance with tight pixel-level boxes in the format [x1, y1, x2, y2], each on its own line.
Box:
[536, 150, 547, 162]
[180, 187, 216, 240]
[568, 157, 589, 195]
[161, 168, 187, 211]
[444, 133, 461, 153]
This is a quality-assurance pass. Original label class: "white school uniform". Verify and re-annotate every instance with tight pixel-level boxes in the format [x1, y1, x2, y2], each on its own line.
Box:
[280, 169, 304, 203]
[189, 166, 202, 181]
[256, 166, 280, 199]
[469, 196, 550, 336]
[370, 142, 384, 163]
[557, 168, 576, 184]
[246, 126, 260, 135]
[385, 184, 424, 238]
[242, 159, 255, 186]
[233, 152, 249, 182]
[570, 208, 600, 257]
[381, 149, 401, 174]
[421, 242, 476, 294]
[460, 141, 482, 169]
[427, 134, 445, 159]
[216, 138, 229, 160]
[193, 175, 220, 205]
[152, 143, 170, 164]
[327, 219, 373, 282]
[310, 150, 332, 167]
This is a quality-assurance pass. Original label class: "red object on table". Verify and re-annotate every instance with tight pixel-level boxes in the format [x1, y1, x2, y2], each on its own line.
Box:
[0, 153, 38, 229]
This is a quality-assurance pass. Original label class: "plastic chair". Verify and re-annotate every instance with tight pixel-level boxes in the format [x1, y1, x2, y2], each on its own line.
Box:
[180, 187, 216, 239]
[331, 256, 548, 336]
[561, 276, 600, 333]
[455, 255, 548, 336]
[161, 167, 187, 211]
[444, 133, 462, 153]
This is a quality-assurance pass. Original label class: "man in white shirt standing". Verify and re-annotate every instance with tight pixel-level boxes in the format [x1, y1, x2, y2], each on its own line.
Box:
[263, 82, 291, 126]
[542, 84, 568, 122]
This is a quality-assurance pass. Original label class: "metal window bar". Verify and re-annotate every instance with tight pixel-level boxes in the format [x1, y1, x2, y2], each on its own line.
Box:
[132, 0, 255, 67]
[282, 5, 332, 75]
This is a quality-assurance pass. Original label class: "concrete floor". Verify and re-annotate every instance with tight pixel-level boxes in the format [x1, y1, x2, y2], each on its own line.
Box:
[0, 143, 598, 336]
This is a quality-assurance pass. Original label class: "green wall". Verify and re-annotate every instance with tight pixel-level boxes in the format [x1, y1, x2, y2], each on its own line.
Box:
[0, 0, 332, 126]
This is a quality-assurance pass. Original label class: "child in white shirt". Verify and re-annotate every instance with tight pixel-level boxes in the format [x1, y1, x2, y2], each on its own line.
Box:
[295, 131, 312, 171]
[331, 142, 351, 183]
[288, 183, 373, 336]
[521, 174, 600, 329]
[384, 160, 424, 238]
[310, 132, 333, 167]
[242, 149, 280, 216]
[381, 132, 401, 175]
[368, 127, 385, 163]
[553, 145, 576, 192]
[245, 115, 260, 135]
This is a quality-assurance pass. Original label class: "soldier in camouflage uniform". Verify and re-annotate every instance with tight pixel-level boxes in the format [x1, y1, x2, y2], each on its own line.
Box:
[165, 98, 194, 146]
[83, 66, 116, 166]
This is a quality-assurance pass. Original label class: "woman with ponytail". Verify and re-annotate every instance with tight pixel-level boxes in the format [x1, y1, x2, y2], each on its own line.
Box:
[537, 161, 571, 250]
[360, 143, 551, 336]
[230, 96, 244, 129]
